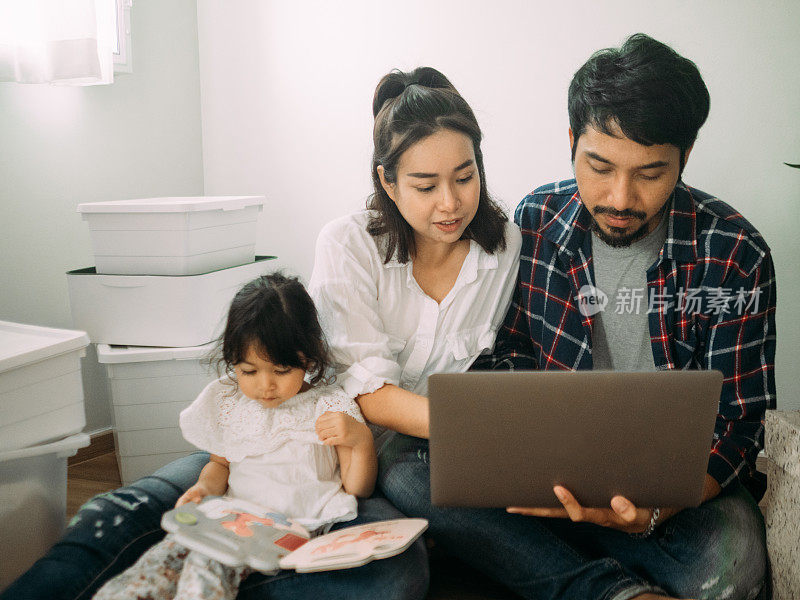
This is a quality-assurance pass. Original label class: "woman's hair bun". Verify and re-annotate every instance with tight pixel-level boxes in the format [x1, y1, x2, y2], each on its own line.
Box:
[372, 72, 406, 117]
[410, 66, 454, 91]
[372, 67, 457, 117]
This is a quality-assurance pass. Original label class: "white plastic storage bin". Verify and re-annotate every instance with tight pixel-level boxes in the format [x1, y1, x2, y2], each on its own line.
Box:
[67, 256, 276, 347]
[0, 433, 90, 591]
[77, 196, 266, 275]
[97, 343, 218, 485]
[0, 321, 89, 453]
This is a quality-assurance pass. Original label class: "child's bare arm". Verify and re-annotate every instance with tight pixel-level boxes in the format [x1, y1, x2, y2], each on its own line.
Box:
[175, 454, 230, 507]
[316, 411, 377, 497]
[335, 440, 377, 498]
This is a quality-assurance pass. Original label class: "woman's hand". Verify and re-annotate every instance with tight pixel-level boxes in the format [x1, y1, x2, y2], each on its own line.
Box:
[316, 411, 373, 449]
[507, 486, 679, 534]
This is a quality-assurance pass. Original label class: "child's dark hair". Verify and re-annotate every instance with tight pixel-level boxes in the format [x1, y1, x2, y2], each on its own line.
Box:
[217, 273, 331, 386]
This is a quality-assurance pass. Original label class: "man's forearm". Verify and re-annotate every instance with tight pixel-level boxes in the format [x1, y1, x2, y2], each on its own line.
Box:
[701, 472, 722, 502]
[658, 474, 722, 525]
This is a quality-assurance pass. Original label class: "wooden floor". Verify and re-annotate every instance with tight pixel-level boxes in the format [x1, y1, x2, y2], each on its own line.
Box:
[65, 434, 519, 599]
[67, 432, 121, 518]
[67, 452, 122, 518]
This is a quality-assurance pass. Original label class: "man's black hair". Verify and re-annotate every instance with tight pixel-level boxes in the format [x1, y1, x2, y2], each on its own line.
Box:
[568, 33, 710, 173]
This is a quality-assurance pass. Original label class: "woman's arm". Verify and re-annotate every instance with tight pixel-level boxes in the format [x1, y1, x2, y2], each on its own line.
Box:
[316, 412, 377, 497]
[356, 384, 430, 439]
[175, 454, 230, 506]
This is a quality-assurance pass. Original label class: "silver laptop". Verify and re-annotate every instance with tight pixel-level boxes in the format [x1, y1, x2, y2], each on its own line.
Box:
[428, 370, 722, 508]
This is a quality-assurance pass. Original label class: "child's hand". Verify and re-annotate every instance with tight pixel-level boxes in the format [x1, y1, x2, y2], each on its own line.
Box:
[175, 482, 217, 507]
[175, 456, 230, 507]
[316, 411, 372, 449]
[318, 412, 377, 498]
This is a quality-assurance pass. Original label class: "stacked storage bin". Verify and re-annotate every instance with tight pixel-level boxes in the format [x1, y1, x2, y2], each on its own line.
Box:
[0, 321, 91, 590]
[67, 196, 272, 484]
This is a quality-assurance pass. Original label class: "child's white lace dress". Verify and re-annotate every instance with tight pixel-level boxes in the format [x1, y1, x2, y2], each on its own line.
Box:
[180, 378, 364, 531]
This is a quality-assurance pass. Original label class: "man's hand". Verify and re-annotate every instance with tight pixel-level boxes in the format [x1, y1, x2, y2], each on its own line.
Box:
[506, 475, 721, 532]
[507, 486, 679, 534]
[316, 411, 372, 449]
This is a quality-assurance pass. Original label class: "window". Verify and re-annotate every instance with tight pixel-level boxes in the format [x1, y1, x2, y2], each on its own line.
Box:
[0, 0, 123, 84]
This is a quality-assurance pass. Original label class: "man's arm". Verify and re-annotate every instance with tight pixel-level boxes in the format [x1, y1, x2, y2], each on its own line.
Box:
[704, 251, 777, 493]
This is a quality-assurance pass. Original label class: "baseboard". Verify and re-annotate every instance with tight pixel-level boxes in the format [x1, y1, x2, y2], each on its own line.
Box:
[69, 429, 116, 466]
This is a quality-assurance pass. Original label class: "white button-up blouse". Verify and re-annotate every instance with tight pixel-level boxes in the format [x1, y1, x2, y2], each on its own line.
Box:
[308, 211, 521, 399]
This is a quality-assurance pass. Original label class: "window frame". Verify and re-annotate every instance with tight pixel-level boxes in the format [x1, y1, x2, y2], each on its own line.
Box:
[113, 0, 133, 73]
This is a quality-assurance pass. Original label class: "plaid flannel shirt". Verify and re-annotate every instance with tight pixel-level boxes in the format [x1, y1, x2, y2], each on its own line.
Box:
[481, 179, 776, 499]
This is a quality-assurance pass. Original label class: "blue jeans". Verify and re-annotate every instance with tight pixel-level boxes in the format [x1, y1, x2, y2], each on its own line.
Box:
[2, 451, 429, 600]
[379, 434, 767, 600]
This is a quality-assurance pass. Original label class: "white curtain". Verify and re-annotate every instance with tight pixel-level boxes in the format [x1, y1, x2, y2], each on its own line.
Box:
[0, 0, 116, 85]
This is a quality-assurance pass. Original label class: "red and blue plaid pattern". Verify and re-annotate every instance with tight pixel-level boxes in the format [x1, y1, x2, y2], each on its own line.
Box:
[480, 179, 776, 498]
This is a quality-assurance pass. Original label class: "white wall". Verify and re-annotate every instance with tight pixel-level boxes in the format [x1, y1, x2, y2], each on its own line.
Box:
[0, 0, 205, 431]
[197, 0, 800, 410]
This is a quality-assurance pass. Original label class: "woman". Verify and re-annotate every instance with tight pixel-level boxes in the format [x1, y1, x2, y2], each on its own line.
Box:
[308, 65, 521, 589]
[309, 66, 520, 444]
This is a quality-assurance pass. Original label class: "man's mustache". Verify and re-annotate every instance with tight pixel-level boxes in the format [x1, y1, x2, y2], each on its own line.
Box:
[592, 206, 647, 221]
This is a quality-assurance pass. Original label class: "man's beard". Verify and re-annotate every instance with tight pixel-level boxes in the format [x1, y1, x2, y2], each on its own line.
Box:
[590, 205, 665, 248]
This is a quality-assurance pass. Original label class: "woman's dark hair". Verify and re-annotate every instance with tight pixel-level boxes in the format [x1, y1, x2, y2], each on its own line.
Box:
[216, 273, 331, 386]
[367, 66, 508, 263]
[568, 33, 710, 174]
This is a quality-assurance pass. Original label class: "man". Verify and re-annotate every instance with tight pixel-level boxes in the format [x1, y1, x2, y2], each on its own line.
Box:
[377, 34, 774, 600]
[490, 33, 775, 599]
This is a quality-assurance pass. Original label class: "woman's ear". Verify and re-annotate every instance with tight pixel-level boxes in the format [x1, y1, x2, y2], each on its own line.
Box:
[377, 165, 396, 202]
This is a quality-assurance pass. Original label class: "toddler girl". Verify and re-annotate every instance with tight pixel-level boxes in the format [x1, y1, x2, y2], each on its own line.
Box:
[93, 273, 376, 600]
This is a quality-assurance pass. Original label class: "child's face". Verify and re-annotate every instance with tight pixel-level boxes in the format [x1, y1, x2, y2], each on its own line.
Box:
[233, 344, 307, 408]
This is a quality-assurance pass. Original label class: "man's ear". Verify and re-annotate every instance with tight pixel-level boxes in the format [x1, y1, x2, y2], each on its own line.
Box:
[568, 128, 575, 155]
[377, 165, 396, 202]
[682, 143, 694, 170]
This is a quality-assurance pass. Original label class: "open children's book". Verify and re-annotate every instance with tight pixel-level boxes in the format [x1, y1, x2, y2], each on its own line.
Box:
[161, 496, 428, 574]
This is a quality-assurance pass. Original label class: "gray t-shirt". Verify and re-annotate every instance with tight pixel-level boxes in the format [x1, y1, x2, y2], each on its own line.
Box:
[590, 214, 668, 371]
